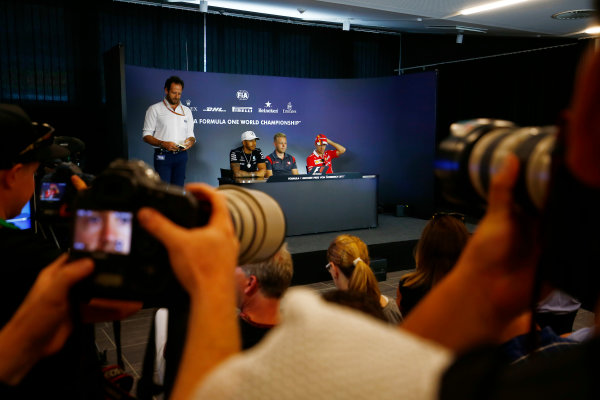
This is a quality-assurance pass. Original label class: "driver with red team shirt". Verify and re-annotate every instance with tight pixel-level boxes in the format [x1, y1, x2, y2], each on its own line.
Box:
[306, 134, 346, 174]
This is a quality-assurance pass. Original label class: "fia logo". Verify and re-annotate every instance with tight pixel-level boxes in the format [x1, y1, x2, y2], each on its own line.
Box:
[237, 90, 249, 101]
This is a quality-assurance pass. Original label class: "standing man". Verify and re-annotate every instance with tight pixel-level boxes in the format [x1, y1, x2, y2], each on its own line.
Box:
[229, 131, 266, 178]
[306, 134, 346, 174]
[265, 132, 299, 178]
[143, 76, 196, 186]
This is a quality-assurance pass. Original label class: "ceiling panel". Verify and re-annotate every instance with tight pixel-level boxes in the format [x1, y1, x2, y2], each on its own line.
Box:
[130, 0, 599, 37]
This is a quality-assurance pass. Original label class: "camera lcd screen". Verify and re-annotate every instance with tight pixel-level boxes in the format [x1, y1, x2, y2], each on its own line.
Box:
[73, 209, 133, 255]
[40, 182, 67, 202]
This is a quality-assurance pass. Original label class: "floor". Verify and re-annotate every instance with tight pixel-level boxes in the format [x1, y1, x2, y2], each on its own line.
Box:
[94, 269, 596, 398]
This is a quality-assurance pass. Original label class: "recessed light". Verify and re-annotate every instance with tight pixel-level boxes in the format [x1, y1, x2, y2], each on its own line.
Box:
[459, 0, 529, 16]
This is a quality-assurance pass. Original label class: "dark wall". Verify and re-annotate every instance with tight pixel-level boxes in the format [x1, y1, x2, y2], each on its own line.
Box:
[398, 33, 590, 211]
[0, 0, 591, 210]
[401, 34, 586, 138]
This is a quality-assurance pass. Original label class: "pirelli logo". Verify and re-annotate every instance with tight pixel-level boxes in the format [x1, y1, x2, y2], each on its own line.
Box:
[232, 106, 253, 113]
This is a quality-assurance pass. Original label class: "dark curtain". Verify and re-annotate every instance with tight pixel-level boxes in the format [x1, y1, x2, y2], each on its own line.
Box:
[0, 1, 73, 102]
[98, 2, 206, 73]
[206, 14, 399, 78]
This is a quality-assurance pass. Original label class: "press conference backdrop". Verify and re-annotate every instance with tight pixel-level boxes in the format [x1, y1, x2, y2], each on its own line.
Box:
[125, 66, 436, 215]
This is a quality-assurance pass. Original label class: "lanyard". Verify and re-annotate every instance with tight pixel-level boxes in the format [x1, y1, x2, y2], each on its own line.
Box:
[163, 99, 185, 117]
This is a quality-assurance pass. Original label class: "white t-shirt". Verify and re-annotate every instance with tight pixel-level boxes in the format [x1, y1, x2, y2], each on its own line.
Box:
[142, 99, 195, 146]
[193, 288, 453, 400]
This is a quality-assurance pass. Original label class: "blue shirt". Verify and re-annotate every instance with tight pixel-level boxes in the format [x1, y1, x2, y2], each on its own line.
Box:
[265, 151, 297, 176]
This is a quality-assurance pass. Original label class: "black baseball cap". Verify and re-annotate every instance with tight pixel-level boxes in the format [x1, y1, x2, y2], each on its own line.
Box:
[0, 104, 69, 169]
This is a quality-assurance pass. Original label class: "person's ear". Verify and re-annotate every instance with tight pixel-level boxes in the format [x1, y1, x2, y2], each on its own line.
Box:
[245, 275, 260, 295]
[330, 262, 340, 279]
[1, 164, 22, 189]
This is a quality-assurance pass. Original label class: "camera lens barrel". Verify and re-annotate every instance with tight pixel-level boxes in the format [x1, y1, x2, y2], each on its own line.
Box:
[218, 185, 286, 265]
[436, 119, 557, 211]
[436, 119, 516, 207]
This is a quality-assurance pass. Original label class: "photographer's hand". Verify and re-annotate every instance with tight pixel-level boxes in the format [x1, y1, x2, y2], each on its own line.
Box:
[70, 174, 88, 191]
[403, 154, 541, 352]
[0, 255, 93, 385]
[138, 183, 240, 400]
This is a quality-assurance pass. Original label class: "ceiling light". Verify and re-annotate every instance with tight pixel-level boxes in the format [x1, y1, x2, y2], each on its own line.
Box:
[459, 0, 529, 16]
[585, 25, 600, 35]
[427, 25, 487, 33]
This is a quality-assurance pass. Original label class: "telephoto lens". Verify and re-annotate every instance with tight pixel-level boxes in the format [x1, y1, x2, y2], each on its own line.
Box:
[218, 184, 286, 265]
[435, 119, 557, 212]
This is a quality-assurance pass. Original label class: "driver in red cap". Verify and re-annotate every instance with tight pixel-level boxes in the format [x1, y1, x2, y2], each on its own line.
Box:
[306, 134, 346, 174]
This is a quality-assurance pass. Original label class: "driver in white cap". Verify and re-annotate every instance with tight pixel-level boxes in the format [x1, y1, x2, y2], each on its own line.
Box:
[229, 131, 266, 178]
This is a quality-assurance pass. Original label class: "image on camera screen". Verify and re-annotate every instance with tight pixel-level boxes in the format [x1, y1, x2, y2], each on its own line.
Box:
[72, 209, 133, 255]
[40, 182, 67, 202]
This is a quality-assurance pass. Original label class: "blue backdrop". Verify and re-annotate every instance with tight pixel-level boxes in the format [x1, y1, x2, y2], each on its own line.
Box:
[125, 66, 437, 214]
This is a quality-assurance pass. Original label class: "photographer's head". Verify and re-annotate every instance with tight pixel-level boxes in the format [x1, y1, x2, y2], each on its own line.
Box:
[535, 32, 600, 308]
[236, 243, 293, 303]
[565, 40, 600, 188]
[0, 104, 68, 220]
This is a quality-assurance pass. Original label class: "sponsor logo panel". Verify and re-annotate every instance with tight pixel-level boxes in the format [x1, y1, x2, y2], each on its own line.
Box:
[258, 100, 279, 114]
[202, 106, 226, 112]
[283, 102, 297, 114]
[232, 106, 253, 113]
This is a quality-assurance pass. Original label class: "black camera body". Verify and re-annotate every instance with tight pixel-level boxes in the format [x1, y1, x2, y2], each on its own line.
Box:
[37, 162, 94, 220]
[71, 159, 286, 304]
[71, 159, 203, 304]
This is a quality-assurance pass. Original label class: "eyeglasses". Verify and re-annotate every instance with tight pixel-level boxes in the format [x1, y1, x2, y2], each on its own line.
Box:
[325, 262, 332, 272]
[432, 212, 465, 222]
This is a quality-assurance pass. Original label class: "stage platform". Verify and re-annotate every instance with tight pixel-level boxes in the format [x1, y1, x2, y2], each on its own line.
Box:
[286, 213, 478, 286]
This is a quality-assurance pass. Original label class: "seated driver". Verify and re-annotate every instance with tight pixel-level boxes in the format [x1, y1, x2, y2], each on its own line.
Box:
[229, 131, 266, 178]
[306, 134, 346, 175]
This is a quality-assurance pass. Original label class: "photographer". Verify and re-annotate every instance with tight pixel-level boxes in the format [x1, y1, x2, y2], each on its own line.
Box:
[0, 104, 140, 398]
[404, 27, 600, 400]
